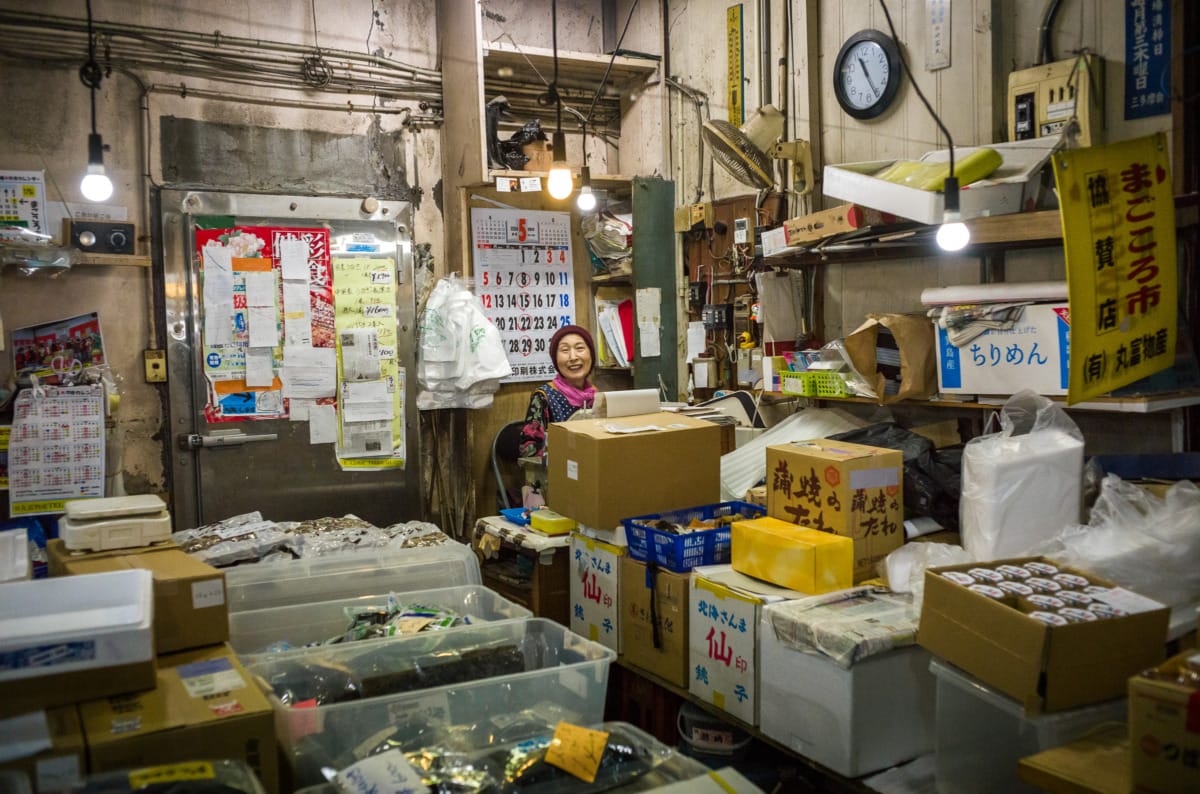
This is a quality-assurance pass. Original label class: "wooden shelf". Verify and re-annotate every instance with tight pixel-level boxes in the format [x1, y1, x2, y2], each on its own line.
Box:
[799, 391, 1200, 414]
[592, 273, 632, 286]
[75, 252, 151, 267]
[483, 42, 659, 90]
[486, 170, 633, 185]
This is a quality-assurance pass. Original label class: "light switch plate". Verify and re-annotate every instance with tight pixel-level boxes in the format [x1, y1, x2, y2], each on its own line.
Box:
[143, 349, 167, 383]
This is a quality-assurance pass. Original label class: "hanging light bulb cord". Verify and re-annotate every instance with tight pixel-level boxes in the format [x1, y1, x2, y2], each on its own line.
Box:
[79, 0, 103, 138]
[877, 0, 954, 182]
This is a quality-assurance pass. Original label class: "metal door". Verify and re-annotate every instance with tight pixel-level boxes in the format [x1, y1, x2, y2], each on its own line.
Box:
[156, 189, 421, 530]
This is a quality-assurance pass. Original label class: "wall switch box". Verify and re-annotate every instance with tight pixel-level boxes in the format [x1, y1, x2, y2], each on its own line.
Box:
[143, 349, 167, 383]
[702, 303, 734, 331]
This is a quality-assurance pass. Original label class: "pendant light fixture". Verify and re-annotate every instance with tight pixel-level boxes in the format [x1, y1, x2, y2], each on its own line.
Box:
[545, 0, 574, 200]
[878, 0, 969, 251]
[79, 0, 113, 203]
[576, 122, 596, 211]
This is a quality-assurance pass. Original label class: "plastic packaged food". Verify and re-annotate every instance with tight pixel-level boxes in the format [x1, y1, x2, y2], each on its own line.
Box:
[997, 580, 1034, 597]
[1023, 561, 1060, 576]
[1083, 585, 1112, 596]
[1028, 611, 1069, 626]
[1053, 573, 1090, 589]
[968, 584, 1007, 601]
[1058, 607, 1099, 623]
[1087, 603, 1128, 619]
[1056, 591, 1095, 608]
[995, 564, 1032, 580]
[967, 568, 1005, 584]
[1026, 577, 1062, 593]
[1023, 594, 1066, 611]
[941, 571, 976, 586]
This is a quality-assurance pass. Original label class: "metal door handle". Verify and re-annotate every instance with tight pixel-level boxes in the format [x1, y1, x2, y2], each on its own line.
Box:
[181, 429, 279, 449]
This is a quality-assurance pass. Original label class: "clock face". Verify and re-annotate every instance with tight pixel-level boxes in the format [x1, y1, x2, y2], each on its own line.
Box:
[839, 41, 891, 110]
[833, 30, 902, 120]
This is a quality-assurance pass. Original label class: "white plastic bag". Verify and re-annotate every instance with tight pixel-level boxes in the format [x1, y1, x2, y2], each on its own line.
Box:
[416, 275, 511, 409]
[1027, 474, 1200, 611]
[960, 390, 1084, 560]
[881, 541, 972, 610]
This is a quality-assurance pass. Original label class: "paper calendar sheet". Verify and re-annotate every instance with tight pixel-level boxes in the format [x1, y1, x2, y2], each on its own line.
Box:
[8, 385, 105, 515]
[470, 208, 575, 383]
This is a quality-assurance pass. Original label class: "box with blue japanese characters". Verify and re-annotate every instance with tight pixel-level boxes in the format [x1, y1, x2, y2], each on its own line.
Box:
[569, 532, 625, 654]
[688, 564, 803, 726]
[934, 302, 1070, 396]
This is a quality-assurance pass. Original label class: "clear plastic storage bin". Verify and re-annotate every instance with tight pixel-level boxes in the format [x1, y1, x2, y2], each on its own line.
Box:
[247, 618, 615, 788]
[223, 542, 481, 612]
[292, 722, 711, 793]
[228, 585, 531, 663]
[931, 658, 1127, 793]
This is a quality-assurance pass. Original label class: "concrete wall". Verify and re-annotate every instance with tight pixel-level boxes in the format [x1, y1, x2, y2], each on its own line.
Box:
[0, 0, 440, 498]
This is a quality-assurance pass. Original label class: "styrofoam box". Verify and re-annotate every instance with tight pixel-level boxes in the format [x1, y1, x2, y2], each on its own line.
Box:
[0, 569, 154, 681]
[223, 542, 481, 612]
[823, 138, 1059, 225]
[0, 528, 30, 583]
[931, 658, 1127, 794]
[228, 585, 532, 664]
[758, 617, 936, 778]
[248, 618, 615, 785]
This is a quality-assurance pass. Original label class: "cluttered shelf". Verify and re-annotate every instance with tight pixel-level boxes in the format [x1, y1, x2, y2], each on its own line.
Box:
[767, 195, 1198, 267]
[614, 658, 874, 794]
[483, 42, 658, 89]
[803, 391, 1200, 414]
[592, 273, 632, 286]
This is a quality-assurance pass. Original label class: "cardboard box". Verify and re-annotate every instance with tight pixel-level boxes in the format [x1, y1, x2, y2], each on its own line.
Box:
[569, 533, 625, 653]
[620, 556, 690, 687]
[688, 565, 801, 725]
[0, 706, 86, 792]
[48, 539, 228, 654]
[823, 138, 1058, 224]
[730, 517, 852, 594]
[765, 439, 904, 582]
[1129, 651, 1200, 793]
[783, 204, 899, 245]
[919, 557, 1169, 713]
[936, 303, 1070, 396]
[80, 644, 277, 793]
[548, 412, 721, 532]
[521, 140, 554, 171]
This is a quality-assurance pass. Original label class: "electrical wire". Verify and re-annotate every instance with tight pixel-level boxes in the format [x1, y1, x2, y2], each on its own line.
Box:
[877, 0, 954, 178]
[583, 0, 640, 126]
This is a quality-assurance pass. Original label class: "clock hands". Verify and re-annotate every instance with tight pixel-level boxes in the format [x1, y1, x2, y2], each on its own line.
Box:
[858, 57, 881, 99]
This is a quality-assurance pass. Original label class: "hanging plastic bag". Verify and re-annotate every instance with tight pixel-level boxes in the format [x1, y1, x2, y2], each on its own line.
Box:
[960, 390, 1084, 560]
[416, 275, 511, 409]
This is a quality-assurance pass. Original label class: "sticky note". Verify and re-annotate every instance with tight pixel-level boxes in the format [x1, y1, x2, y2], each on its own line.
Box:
[544, 722, 609, 783]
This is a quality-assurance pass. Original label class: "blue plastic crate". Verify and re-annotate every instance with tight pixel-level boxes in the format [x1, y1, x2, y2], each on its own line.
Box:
[621, 501, 766, 573]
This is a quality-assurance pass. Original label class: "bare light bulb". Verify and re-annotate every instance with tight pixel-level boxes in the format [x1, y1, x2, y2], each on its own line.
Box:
[81, 164, 113, 202]
[936, 211, 970, 251]
[576, 186, 596, 212]
[547, 165, 573, 200]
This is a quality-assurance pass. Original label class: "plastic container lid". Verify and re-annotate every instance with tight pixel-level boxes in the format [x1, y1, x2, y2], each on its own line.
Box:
[63, 494, 166, 520]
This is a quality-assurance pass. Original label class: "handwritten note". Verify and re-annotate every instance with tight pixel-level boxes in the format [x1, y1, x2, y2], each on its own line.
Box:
[544, 722, 610, 783]
[334, 748, 429, 794]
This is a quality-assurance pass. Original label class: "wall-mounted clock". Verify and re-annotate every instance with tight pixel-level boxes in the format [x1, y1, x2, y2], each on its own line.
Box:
[833, 29, 903, 120]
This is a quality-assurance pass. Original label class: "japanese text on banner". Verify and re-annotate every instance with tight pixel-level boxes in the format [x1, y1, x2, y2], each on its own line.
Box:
[1052, 132, 1176, 403]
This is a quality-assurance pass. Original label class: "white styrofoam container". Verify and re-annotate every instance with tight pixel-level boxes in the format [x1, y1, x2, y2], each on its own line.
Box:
[0, 528, 30, 583]
[931, 658, 1126, 794]
[228, 585, 531, 663]
[0, 569, 154, 681]
[569, 533, 624, 653]
[936, 303, 1071, 396]
[249, 618, 616, 788]
[758, 616, 936, 777]
[823, 138, 1059, 225]
[223, 542, 481, 612]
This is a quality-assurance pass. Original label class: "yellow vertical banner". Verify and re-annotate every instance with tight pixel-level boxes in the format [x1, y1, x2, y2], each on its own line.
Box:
[1052, 132, 1176, 403]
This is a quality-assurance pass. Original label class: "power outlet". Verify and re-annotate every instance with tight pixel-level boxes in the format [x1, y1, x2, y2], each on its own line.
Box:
[143, 349, 167, 383]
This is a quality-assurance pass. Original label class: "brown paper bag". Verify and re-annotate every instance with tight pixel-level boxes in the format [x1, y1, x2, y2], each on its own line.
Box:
[845, 313, 937, 404]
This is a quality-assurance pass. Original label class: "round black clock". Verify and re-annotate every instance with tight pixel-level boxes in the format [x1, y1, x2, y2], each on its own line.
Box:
[833, 29, 902, 120]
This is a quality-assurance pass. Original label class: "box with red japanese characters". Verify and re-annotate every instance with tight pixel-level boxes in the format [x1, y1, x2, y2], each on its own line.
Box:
[766, 439, 904, 583]
[569, 532, 625, 654]
[1129, 650, 1200, 793]
[688, 564, 804, 725]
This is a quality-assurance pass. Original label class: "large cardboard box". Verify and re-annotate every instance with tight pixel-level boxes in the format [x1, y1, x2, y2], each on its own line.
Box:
[765, 439, 903, 582]
[823, 138, 1057, 224]
[80, 644, 277, 793]
[548, 412, 721, 532]
[48, 539, 228, 654]
[1129, 651, 1200, 793]
[935, 303, 1070, 396]
[783, 204, 899, 245]
[688, 565, 802, 726]
[0, 706, 86, 792]
[569, 533, 625, 653]
[730, 517, 852, 594]
[620, 556, 690, 687]
[919, 557, 1169, 713]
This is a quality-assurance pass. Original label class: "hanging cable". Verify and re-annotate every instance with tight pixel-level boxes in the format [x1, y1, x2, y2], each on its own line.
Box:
[583, 0, 640, 126]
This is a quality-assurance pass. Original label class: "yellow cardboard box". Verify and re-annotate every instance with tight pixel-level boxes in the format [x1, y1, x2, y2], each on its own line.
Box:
[766, 439, 903, 582]
[730, 517, 852, 594]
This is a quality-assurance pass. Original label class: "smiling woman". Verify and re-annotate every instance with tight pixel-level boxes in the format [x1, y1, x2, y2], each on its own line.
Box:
[518, 325, 597, 459]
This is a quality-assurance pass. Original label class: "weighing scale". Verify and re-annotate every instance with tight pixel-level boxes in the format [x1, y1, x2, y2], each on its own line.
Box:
[60, 494, 173, 551]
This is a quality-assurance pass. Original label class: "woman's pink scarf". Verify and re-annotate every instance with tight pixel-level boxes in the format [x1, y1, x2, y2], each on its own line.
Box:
[552, 375, 595, 408]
